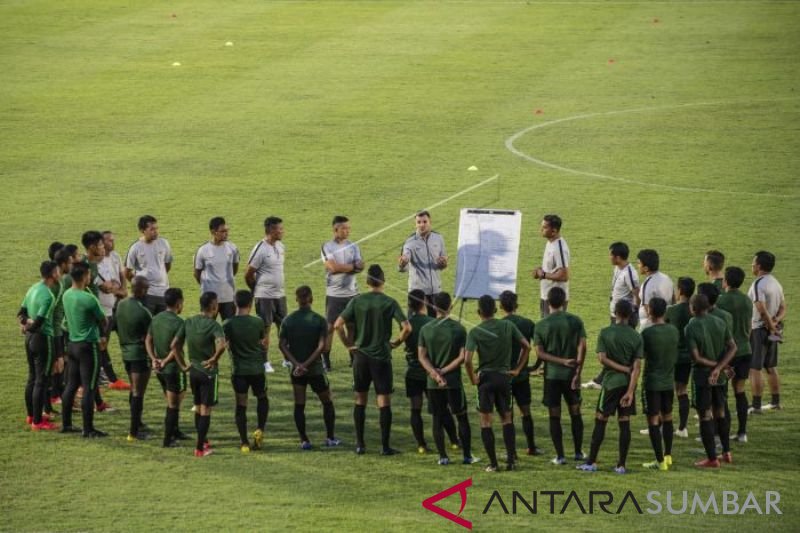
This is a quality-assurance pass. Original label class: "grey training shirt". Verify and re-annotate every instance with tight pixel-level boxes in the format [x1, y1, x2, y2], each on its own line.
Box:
[321, 239, 361, 298]
[399, 231, 446, 294]
[125, 238, 173, 297]
[195, 241, 240, 303]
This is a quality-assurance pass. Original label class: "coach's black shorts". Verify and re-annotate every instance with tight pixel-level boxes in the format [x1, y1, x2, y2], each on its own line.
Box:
[232, 373, 267, 396]
[693, 383, 727, 412]
[731, 355, 752, 380]
[542, 378, 582, 408]
[124, 359, 151, 374]
[217, 302, 236, 321]
[405, 376, 427, 398]
[674, 362, 692, 385]
[291, 372, 330, 394]
[144, 295, 167, 316]
[597, 386, 635, 417]
[352, 352, 393, 395]
[750, 328, 778, 370]
[190, 368, 219, 407]
[511, 379, 532, 408]
[643, 389, 674, 417]
[477, 371, 512, 415]
[326, 296, 354, 324]
[255, 297, 287, 328]
[157, 372, 187, 394]
[428, 387, 467, 416]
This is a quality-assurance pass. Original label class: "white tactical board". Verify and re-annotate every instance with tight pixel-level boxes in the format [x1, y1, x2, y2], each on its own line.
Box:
[454, 208, 522, 300]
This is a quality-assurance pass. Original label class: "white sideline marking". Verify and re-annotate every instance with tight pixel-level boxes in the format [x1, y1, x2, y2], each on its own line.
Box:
[303, 174, 500, 268]
[506, 99, 800, 199]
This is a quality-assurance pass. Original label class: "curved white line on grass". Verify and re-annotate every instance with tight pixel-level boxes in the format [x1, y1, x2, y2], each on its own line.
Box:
[506, 99, 800, 199]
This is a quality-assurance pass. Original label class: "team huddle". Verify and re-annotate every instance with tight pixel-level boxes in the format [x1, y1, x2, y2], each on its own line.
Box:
[18, 211, 787, 472]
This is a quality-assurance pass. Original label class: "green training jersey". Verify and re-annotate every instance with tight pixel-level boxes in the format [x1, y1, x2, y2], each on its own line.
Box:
[115, 297, 152, 361]
[178, 314, 224, 376]
[148, 310, 184, 375]
[665, 302, 692, 364]
[404, 313, 435, 381]
[502, 314, 534, 384]
[340, 292, 407, 360]
[83, 258, 101, 297]
[712, 278, 724, 291]
[533, 311, 587, 381]
[596, 323, 643, 390]
[466, 318, 523, 374]
[62, 287, 104, 342]
[21, 281, 55, 337]
[685, 314, 732, 386]
[53, 274, 72, 336]
[279, 308, 328, 376]
[717, 289, 753, 358]
[419, 317, 466, 389]
[48, 283, 63, 337]
[224, 315, 266, 376]
[641, 323, 679, 391]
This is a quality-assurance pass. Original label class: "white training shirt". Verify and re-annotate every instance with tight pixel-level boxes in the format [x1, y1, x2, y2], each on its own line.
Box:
[610, 263, 639, 317]
[247, 239, 285, 299]
[748, 274, 785, 329]
[540, 237, 570, 300]
[97, 252, 123, 316]
[125, 238, 173, 297]
[638, 271, 674, 327]
[195, 241, 240, 303]
[321, 239, 362, 298]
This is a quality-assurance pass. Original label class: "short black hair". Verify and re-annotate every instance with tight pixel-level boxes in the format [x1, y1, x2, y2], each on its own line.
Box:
[200, 291, 218, 311]
[677, 276, 695, 298]
[724, 266, 746, 289]
[332, 215, 349, 226]
[70, 263, 88, 282]
[637, 249, 660, 272]
[498, 290, 517, 313]
[705, 250, 725, 271]
[754, 251, 775, 273]
[366, 264, 384, 287]
[609, 242, 629, 260]
[40, 260, 58, 279]
[648, 297, 667, 319]
[138, 215, 157, 231]
[295, 285, 312, 304]
[64, 244, 79, 257]
[164, 288, 183, 308]
[614, 299, 633, 319]
[408, 289, 426, 312]
[547, 287, 566, 309]
[209, 217, 226, 231]
[690, 294, 710, 315]
[697, 282, 720, 306]
[54, 248, 72, 267]
[264, 216, 282, 232]
[434, 292, 452, 313]
[416, 210, 431, 219]
[102, 230, 113, 237]
[543, 214, 562, 231]
[81, 230, 103, 250]
[235, 290, 253, 308]
[477, 295, 496, 317]
[48, 242, 64, 261]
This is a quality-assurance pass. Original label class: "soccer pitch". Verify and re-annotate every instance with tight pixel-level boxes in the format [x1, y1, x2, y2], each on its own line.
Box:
[1, 1, 799, 531]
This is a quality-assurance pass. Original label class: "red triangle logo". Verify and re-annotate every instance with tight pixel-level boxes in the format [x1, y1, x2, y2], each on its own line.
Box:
[422, 478, 473, 529]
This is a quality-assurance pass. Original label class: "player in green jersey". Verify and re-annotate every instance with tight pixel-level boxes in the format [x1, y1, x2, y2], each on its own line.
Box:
[280, 286, 341, 449]
[685, 294, 737, 468]
[224, 290, 270, 453]
[115, 276, 153, 441]
[578, 300, 642, 474]
[533, 287, 587, 465]
[665, 277, 694, 438]
[418, 292, 478, 466]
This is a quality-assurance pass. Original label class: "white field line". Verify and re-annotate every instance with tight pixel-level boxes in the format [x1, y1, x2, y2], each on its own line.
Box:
[303, 174, 499, 268]
[505, 99, 800, 199]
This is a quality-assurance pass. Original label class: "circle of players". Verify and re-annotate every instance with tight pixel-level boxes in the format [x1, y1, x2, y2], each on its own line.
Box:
[18, 212, 786, 473]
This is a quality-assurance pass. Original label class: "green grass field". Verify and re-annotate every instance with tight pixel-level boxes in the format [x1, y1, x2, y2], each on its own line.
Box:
[1, 1, 799, 531]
